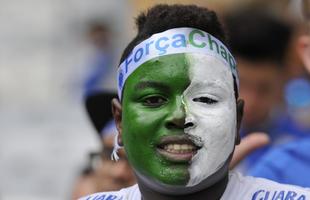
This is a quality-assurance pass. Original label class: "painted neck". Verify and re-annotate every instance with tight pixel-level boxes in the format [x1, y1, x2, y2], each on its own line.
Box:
[137, 174, 228, 200]
[135, 154, 232, 200]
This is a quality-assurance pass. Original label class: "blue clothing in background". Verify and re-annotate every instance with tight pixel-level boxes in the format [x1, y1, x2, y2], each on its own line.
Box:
[249, 137, 310, 187]
[239, 111, 310, 174]
[243, 77, 310, 186]
[83, 50, 113, 97]
[239, 114, 293, 173]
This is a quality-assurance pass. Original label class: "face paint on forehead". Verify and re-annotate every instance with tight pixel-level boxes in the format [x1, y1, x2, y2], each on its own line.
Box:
[182, 53, 237, 186]
[186, 54, 235, 92]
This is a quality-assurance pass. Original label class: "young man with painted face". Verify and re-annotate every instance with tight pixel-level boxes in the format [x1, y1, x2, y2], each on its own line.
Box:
[80, 4, 310, 200]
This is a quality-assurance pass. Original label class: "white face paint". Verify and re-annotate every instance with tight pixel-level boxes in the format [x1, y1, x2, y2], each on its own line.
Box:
[183, 53, 237, 186]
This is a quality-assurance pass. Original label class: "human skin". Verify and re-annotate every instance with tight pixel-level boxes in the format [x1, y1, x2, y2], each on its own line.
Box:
[183, 54, 238, 186]
[121, 54, 191, 185]
[237, 58, 283, 129]
[112, 53, 243, 186]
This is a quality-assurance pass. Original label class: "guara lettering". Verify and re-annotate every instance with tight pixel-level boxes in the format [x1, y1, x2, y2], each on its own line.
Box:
[85, 194, 123, 200]
[252, 190, 306, 200]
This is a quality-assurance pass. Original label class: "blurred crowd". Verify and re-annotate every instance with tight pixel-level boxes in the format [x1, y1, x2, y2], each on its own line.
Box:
[69, 0, 310, 199]
[1, 0, 309, 199]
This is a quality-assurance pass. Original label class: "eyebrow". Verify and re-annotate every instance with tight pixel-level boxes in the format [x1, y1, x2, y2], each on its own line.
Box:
[192, 81, 230, 92]
[135, 81, 168, 91]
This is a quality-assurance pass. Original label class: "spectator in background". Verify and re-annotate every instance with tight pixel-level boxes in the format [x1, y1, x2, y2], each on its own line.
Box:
[83, 21, 116, 96]
[81, 20, 118, 139]
[249, 0, 310, 187]
[224, 7, 294, 172]
[280, 0, 310, 143]
[72, 120, 135, 199]
[71, 21, 136, 199]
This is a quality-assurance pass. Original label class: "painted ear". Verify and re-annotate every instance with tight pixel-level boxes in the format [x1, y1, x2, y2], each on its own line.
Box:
[111, 98, 123, 146]
[235, 99, 244, 145]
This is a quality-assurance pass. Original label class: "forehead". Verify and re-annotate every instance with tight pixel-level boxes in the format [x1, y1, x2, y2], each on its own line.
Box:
[123, 54, 189, 95]
[186, 53, 234, 86]
[123, 53, 234, 93]
[132, 53, 189, 79]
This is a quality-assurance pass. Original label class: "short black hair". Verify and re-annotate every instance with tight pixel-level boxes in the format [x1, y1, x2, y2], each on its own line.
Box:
[224, 7, 293, 66]
[120, 4, 228, 64]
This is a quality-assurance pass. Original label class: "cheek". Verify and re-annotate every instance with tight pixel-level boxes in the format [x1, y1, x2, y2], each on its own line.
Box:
[185, 101, 237, 186]
[185, 101, 237, 145]
[123, 105, 163, 137]
[122, 106, 153, 155]
[197, 108, 236, 139]
[187, 99, 236, 123]
[122, 104, 168, 160]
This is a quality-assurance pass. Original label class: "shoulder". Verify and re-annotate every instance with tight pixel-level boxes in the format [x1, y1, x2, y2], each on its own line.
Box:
[78, 184, 140, 200]
[222, 172, 310, 200]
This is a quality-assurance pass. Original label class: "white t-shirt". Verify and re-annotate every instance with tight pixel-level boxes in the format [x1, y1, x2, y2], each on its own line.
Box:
[79, 172, 310, 200]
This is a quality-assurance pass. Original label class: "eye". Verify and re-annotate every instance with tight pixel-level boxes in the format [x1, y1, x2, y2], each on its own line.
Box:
[193, 97, 218, 104]
[142, 96, 167, 107]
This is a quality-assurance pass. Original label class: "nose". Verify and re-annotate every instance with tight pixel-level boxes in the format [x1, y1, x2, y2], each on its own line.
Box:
[165, 96, 186, 129]
[184, 122, 194, 128]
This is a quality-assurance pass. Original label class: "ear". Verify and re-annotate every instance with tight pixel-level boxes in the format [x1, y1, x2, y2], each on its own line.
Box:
[235, 99, 244, 145]
[297, 35, 310, 73]
[111, 98, 123, 146]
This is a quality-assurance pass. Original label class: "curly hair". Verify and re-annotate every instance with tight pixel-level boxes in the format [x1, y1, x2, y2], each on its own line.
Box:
[119, 4, 228, 64]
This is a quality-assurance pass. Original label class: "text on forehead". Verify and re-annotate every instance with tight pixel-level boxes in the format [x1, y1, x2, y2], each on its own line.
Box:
[124, 29, 236, 73]
[117, 28, 239, 99]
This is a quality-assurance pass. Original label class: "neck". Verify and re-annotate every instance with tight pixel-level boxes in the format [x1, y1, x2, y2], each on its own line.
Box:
[135, 151, 234, 200]
[138, 174, 229, 200]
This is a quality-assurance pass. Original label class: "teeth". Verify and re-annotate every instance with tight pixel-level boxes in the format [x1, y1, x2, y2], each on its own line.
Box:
[174, 144, 180, 150]
[181, 144, 193, 150]
[163, 144, 196, 153]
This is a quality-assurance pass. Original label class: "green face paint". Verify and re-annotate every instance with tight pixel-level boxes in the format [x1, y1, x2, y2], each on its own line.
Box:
[120, 52, 237, 187]
[121, 54, 191, 185]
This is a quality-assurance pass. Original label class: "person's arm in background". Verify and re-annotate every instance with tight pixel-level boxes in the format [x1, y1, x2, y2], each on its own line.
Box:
[230, 132, 270, 169]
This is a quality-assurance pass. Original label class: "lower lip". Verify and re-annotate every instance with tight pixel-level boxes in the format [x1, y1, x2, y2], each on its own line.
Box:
[157, 148, 196, 162]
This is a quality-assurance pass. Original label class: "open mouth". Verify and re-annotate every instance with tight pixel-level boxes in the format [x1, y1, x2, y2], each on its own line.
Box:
[157, 135, 202, 162]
